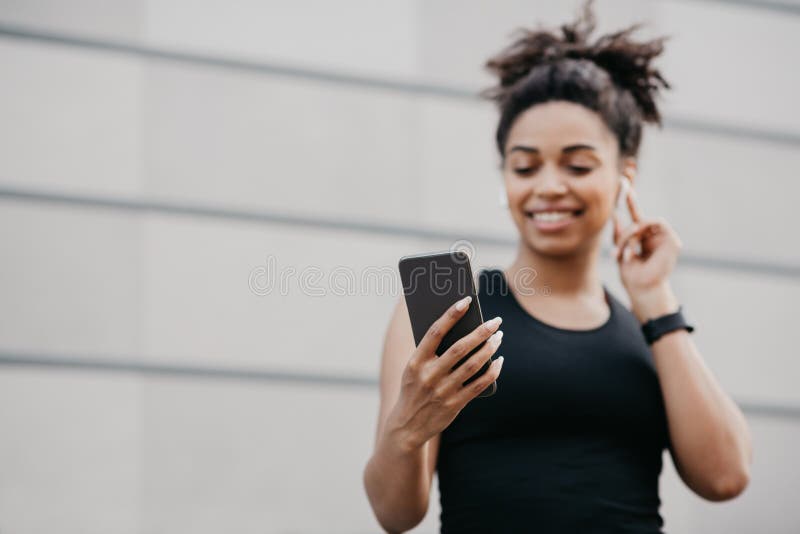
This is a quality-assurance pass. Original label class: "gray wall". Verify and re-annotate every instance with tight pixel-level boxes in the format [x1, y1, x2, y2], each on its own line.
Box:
[0, 0, 798, 532]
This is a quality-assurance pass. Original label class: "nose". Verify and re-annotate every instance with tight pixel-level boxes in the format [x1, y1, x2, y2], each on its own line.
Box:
[534, 163, 568, 198]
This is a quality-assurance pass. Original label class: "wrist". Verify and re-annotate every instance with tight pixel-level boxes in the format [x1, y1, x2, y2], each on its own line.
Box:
[630, 282, 679, 323]
[382, 411, 424, 455]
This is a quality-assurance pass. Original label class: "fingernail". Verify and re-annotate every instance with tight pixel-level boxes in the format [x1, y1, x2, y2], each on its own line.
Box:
[489, 330, 503, 347]
[485, 316, 502, 328]
[496, 356, 504, 369]
[455, 295, 471, 311]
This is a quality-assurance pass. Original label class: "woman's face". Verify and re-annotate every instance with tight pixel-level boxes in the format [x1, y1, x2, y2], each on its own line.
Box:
[501, 100, 632, 257]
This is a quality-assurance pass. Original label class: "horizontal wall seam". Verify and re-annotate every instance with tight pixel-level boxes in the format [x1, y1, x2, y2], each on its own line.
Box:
[0, 351, 797, 421]
[0, 22, 798, 148]
[707, 0, 800, 15]
[0, 352, 378, 388]
[2, 184, 799, 280]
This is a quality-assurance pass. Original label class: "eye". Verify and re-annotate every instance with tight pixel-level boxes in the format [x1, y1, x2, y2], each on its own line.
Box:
[568, 165, 593, 175]
[513, 165, 538, 176]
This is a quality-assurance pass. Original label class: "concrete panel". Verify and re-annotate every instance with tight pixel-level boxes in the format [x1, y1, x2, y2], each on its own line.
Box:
[140, 213, 435, 375]
[142, 0, 420, 80]
[671, 267, 800, 405]
[0, 368, 141, 534]
[0, 40, 143, 194]
[139, 377, 383, 533]
[141, 61, 423, 227]
[0, 0, 142, 41]
[0, 201, 141, 357]
[656, 0, 800, 133]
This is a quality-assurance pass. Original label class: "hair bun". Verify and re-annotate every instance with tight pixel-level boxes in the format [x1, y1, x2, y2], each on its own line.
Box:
[481, 0, 670, 125]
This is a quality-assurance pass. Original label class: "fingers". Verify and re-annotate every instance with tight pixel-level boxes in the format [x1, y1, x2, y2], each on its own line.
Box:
[613, 221, 645, 261]
[661, 217, 683, 249]
[621, 236, 642, 262]
[615, 220, 660, 262]
[620, 226, 644, 261]
[626, 186, 644, 223]
[614, 217, 681, 262]
[435, 315, 502, 374]
[451, 355, 504, 407]
[612, 210, 622, 246]
[416, 295, 473, 358]
[449, 328, 503, 385]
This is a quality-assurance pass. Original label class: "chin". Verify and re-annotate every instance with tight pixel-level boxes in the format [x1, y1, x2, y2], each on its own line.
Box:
[525, 236, 584, 258]
[518, 224, 602, 258]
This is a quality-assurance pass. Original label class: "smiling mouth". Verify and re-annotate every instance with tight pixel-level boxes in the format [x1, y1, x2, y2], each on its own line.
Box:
[524, 208, 585, 222]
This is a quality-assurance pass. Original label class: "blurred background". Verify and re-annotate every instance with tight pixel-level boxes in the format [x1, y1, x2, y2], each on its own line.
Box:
[0, 0, 798, 532]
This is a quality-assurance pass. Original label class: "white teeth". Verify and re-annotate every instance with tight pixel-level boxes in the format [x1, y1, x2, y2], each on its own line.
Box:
[531, 211, 573, 222]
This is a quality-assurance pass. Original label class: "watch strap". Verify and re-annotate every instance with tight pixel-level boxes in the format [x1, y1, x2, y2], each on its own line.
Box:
[641, 306, 694, 345]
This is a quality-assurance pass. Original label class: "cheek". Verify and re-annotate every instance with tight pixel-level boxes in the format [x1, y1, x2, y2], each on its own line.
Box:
[504, 179, 529, 209]
[576, 184, 615, 223]
[504, 176, 525, 196]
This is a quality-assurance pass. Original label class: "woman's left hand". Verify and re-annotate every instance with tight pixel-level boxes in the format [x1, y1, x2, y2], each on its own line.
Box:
[612, 188, 682, 322]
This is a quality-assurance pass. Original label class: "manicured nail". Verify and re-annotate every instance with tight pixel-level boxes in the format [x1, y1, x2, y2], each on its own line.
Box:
[455, 295, 471, 311]
[485, 316, 502, 328]
[496, 356, 504, 369]
[489, 330, 503, 347]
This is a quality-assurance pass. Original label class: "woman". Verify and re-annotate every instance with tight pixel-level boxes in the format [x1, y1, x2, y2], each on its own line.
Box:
[363, 3, 752, 532]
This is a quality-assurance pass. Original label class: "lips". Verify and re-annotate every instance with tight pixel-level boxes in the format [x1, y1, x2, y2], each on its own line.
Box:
[524, 207, 585, 218]
[523, 207, 585, 231]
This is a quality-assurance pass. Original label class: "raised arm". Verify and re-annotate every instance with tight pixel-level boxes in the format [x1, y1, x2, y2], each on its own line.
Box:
[614, 188, 752, 501]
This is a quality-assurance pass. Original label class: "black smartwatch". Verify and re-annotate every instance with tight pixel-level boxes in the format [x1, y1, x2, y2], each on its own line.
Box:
[641, 306, 694, 345]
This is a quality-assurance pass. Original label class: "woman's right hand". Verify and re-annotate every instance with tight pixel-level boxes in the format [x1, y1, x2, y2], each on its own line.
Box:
[385, 295, 504, 452]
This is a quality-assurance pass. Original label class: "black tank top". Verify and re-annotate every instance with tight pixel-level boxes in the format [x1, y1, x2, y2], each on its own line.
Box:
[436, 268, 671, 533]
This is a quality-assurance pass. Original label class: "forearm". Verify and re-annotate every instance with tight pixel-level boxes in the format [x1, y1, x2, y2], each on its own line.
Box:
[652, 330, 751, 497]
[364, 421, 431, 533]
[633, 284, 752, 500]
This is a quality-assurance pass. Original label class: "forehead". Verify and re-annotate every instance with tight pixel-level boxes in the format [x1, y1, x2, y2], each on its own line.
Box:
[505, 101, 618, 155]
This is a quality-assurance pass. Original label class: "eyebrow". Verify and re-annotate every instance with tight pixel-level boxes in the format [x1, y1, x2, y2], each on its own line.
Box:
[506, 143, 597, 156]
[562, 143, 597, 154]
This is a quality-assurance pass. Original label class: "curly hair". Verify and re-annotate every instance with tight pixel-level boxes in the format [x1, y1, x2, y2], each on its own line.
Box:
[480, 0, 670, 160]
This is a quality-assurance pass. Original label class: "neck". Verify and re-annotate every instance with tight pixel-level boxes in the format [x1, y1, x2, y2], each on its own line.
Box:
[506, 237, 603, 298]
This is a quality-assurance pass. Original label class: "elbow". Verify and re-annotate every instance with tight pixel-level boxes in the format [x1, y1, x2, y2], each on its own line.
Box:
[376, 507, 427, 534]
[363, 463, 427, 533]
[371, 498, 428, 534]
[698, 424, 753, 502]
[705, 464, 750, 502]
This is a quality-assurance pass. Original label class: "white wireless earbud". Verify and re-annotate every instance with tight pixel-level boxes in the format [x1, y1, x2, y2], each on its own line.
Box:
[498, 185, 508, 208]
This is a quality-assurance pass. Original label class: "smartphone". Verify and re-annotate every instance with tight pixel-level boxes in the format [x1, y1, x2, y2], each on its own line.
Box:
[398, 250, 497, 398]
